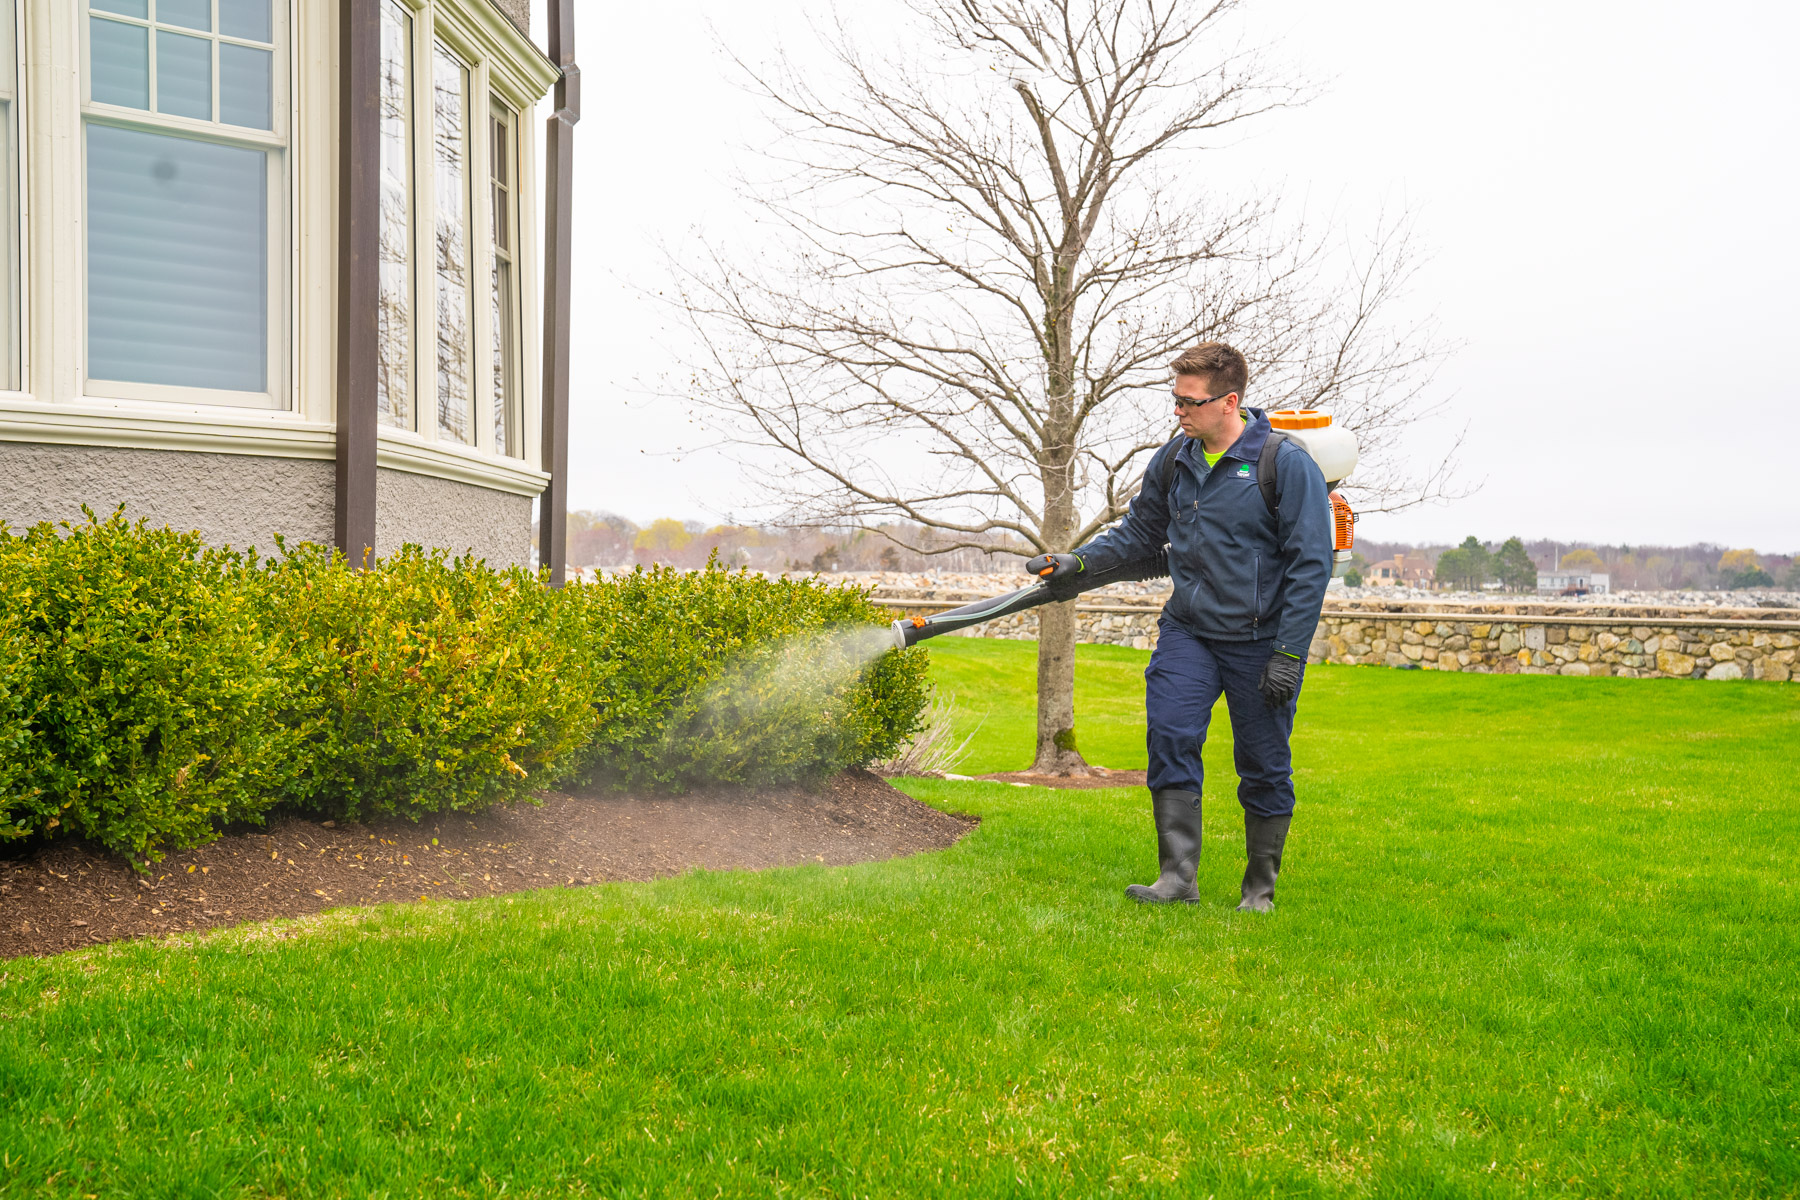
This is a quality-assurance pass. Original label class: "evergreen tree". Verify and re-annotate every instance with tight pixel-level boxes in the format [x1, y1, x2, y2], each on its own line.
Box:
[1493, 537, 1537, 592]
[1435, 536, 1492, 590]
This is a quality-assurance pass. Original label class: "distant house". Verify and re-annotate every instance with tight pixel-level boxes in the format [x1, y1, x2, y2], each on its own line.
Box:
[1538, 571, 1610, 595]
[1366, 554, 1436, 588]
[0, 0, 581, 578]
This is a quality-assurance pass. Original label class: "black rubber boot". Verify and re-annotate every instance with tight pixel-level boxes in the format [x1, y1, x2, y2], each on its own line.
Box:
[1236, 812, 1293, 913]
[1125, 789, 1202, 904]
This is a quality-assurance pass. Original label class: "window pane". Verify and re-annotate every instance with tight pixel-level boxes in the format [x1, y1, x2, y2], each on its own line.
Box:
[91, 0, 147, 18]
[86, 123, 268, 393]
[432, 43, 472, 445]
[90, 17, 149, 110]
[0, 0, 17, 390]
[157, 0, 210, 32]
[155, 29, 211, 120]
[489, 108, 517, 457]
[219, 0, 271, 42]
[219, 42, 271, 129]
[376, 1, 412, 429]
[491, 259, 512, 455]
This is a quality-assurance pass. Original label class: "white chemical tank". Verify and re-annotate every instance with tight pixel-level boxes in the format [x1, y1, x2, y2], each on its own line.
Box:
[1267, 409, 1360, 577]
[1266, 409, 1358, 486]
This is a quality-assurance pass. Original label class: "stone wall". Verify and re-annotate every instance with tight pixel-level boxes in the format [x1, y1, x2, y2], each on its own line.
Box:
[870, 590, 1800, 682]
[1311, 606, 1798, 680]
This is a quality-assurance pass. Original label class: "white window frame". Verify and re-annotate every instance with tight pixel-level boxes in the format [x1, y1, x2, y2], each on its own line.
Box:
[0, 0, 26, 396]
[76, 0, 294, 411]
[0, 0, 554, 497]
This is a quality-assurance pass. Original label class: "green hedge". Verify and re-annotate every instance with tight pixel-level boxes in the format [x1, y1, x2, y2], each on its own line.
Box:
[0, 514, 929, 862]
[581, 565, 928, 789]
[0, 515, 301, 857]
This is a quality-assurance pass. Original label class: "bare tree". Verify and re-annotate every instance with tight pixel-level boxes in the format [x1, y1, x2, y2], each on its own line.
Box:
[673, 0, 1453, 773]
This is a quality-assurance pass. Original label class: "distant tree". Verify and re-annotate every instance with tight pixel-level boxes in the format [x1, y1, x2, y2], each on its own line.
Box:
[1559, 548, 1604, 570]
[1494, 537, 1537, 592]
[1342, 568, 1363, 588]
[566, 510, 638, 568]
[1718, 548, 1760, 575]
[1435, 536, 1491, 590]
[1784, 560, 1800, 589]
[633, 518, 694, 563]
[1722, 565, 1775, 590]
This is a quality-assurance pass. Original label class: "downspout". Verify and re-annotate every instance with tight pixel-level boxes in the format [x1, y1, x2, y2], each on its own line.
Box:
[539, 0, 579, 586]
[334, 0, 380, 567]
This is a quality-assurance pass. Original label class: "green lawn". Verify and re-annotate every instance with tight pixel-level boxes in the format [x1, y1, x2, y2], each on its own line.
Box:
[3, 644, 1798, 1198]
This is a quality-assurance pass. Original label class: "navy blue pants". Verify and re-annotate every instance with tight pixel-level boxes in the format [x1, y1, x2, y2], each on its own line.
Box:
[1145, 616, 1302, 818]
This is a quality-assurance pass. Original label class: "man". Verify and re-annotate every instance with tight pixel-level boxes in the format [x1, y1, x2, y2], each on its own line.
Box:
[1025, 342, 1331, 912]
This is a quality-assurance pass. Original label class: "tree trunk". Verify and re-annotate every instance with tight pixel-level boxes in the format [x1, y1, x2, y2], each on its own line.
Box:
[1031, 598, 1088, 773]
[1030, 255, 1089, 775]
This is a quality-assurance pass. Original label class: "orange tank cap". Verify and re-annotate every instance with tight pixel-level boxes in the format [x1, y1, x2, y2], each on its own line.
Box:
[1267, 409, 1331, 430]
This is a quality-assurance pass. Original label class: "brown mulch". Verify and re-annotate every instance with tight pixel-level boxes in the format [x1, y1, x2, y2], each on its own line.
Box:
[978, 767, 1148, 790]
[0, 769, 974, 960]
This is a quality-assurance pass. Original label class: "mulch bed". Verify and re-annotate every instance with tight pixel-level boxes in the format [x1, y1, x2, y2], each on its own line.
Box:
[0, 770, 974, 960]
[977, 767, 1148, 790]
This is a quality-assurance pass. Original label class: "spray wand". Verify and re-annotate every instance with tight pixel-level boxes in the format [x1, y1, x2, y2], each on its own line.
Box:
[887, 409, 1360, 651]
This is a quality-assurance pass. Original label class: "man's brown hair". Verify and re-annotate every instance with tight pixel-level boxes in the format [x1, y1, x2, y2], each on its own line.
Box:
[1169, 342, 1248, 400]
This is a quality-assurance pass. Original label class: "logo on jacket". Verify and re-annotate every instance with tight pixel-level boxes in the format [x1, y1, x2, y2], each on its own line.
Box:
[1236, 464, 1253, 477]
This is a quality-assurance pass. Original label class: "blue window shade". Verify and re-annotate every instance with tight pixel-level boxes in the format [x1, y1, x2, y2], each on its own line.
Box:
[158, 0, 210, 32]
[90, 0, 147, 18]
[219, 43, 271, 129]
[86, 123, 268, 393]
[156, 30, 212, 120]
[89, 17, 148, 110]
[219, 0, 271, 43]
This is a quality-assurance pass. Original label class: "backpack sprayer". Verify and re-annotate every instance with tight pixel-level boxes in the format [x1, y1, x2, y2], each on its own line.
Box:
[888, 411, 1359, 651]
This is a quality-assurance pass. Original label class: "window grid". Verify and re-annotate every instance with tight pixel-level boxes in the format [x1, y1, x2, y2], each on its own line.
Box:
[86, 0, 278, 132]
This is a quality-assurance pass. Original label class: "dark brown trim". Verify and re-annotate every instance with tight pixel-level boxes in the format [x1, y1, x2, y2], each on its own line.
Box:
[539, 0, 578, 586]
[334, 0, 380, 566]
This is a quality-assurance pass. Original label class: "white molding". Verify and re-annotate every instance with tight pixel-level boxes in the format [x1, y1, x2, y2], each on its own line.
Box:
[377, 429, 549, 495]
[438, 0, 556, 105]
[0, 396, 549, 496]
[0, 395, 334, 457]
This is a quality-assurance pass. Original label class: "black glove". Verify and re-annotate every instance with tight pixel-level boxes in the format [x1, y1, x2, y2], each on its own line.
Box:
[1024, 553, 1085, 581]
[1259, 651, 1304, 709]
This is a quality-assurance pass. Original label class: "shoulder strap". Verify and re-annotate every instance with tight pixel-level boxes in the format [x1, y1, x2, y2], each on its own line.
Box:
[1257, 432, 1288, 517]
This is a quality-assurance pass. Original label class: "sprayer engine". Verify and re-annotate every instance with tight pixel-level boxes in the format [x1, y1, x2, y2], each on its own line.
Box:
[1267, 409, 1358, 578]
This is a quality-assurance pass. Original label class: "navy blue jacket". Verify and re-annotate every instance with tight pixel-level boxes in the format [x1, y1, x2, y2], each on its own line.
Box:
[1075, 407, 1332, 659]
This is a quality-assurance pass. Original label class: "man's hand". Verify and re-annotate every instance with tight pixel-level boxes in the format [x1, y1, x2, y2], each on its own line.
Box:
[1024, 553, 1085, 581]
[1259, 651, 1304, 709]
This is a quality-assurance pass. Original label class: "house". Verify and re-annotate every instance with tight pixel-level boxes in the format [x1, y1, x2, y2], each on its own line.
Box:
[1365, 554, 1436, 588]
[1537, 571, 1610, 595]
[0, 0, 581, 580]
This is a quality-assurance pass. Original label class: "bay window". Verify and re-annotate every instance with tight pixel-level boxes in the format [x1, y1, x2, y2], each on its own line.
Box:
[0, 0, 549, 483]
[83, 0, 286, 405]
[373, 4, 531, 460]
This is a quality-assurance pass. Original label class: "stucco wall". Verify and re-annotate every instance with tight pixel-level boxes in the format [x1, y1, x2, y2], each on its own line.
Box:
[376, 467, 534, 569]
[0, 443, 533, 567]
[0, 442, 335, 550]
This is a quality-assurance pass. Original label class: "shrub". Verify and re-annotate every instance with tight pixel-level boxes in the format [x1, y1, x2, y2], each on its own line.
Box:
[579, 562, 929, 789]
[254, 543, 604, 823]
[0, 512, 299, 860]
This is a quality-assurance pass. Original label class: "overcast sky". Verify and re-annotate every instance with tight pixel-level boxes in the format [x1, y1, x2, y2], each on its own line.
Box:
[548, 0, 1799, 553]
